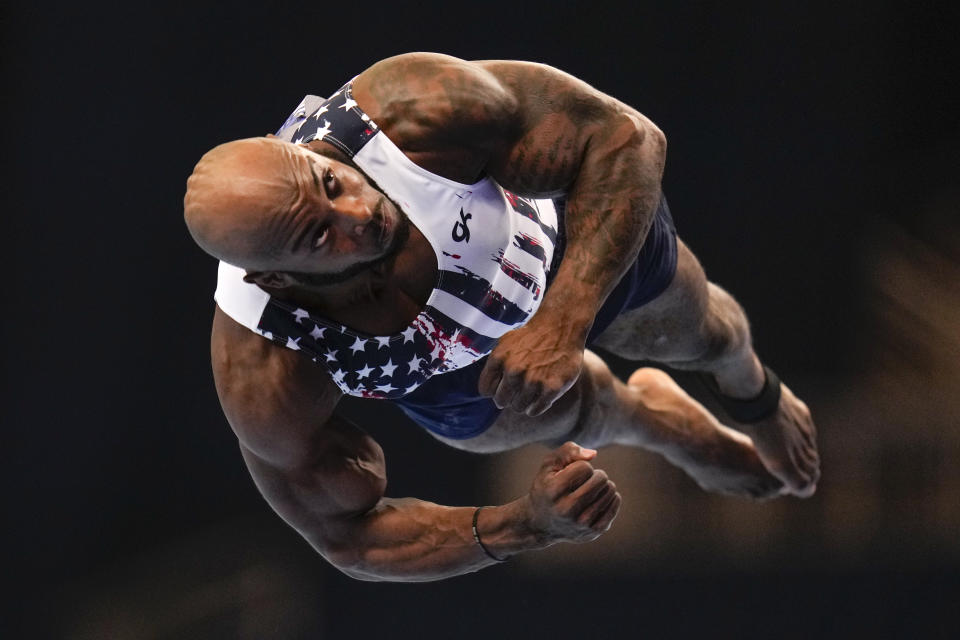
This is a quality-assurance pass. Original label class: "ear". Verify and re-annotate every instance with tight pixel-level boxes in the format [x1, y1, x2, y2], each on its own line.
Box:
[243, 270, 295, 289]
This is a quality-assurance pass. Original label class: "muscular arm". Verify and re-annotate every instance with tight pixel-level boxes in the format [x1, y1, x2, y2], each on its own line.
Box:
[211, 307, 618, 581]
[481, 60, 666, 412]
[355, 54, 666, 414]
[482, 59, 666, 315]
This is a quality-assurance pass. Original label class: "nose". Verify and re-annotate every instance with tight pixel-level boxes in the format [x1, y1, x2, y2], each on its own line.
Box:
[336, 197, 374, 237]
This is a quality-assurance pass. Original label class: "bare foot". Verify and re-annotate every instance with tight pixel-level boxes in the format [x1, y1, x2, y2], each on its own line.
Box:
[627, 368, 785, 500]
[730, 382, 820, 498]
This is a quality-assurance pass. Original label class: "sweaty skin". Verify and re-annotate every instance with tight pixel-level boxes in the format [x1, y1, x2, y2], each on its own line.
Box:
[185, 52, 819, 582]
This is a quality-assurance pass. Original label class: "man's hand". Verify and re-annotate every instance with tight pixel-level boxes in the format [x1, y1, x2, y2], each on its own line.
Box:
[478, 318, 585, 416]
[521, 442, 622, 545]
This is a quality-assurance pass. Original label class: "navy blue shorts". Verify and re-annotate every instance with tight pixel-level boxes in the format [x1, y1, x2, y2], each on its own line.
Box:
[392, 194, 678, 440]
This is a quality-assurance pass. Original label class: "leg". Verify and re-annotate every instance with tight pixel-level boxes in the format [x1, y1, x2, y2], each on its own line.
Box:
[433, 350, 783, 499]
[591, 239, 820, 496]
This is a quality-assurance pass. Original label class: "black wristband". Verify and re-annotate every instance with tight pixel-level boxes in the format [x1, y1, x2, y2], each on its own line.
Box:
[472, 507, 507, 562]
[699, 365, 782, 423]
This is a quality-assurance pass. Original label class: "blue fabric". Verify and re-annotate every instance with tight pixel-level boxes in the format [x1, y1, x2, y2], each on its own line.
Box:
[392, 194, 678, 440]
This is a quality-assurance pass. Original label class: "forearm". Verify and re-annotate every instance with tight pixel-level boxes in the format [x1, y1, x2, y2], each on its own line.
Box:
[542, 118, 666, 337]
[316, 496, 543, 582]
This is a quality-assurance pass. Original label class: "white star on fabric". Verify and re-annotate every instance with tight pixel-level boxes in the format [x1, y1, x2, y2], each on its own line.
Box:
[404, 384, 419, 395]
[380, 359, 397, 377]
[324, 349, 338, 363]
[376, 336, 391, 349]
[331, 369, 346, 383]
[314, 104, 329, 118]
[294, 136, 304, 144]
[292, 308, 310, 324]
[407, 355, 423, 372]
[340, 97, 358, 111]
[260, 330, 273, 340]
[312, 119, 332, 141]
[401, 326, 417, 343]
[357, 364, 374, 379]
[350, 336, 367, 354]
[310, 325, 325, 340]
[375, 383, 396, 394]
[429, 343, 443, 361]
[286, 336, 301, 351]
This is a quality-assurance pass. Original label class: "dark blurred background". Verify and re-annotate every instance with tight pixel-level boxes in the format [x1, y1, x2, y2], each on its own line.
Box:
[5, 1, 959, 638]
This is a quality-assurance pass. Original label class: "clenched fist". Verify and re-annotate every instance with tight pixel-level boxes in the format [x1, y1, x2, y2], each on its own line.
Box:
[479, 319, 585, 416]
[522, 442, 622, 545]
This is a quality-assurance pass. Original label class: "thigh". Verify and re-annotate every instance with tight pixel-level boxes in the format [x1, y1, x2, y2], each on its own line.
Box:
[589, 238, 712, 362]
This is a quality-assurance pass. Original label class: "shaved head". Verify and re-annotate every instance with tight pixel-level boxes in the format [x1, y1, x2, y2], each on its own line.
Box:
[185, 136, 410, 294]
[184, 137, 302, 269]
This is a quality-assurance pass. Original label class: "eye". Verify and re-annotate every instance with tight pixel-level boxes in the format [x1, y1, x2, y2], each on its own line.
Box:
[313, 226, 330, 249]
[323, 169, 338, 197]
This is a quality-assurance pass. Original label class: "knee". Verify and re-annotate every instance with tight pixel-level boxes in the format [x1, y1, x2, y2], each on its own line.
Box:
[553, 352, 621, 448]
[696, 284, 752, 363]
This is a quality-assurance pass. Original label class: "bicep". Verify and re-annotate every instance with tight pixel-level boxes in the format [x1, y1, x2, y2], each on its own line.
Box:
[239, 415, 387, 550]
[211, 307, 386, 545]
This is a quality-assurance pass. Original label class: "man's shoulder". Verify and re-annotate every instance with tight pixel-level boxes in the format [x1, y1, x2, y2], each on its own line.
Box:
[211, 306, 342, 425]
[211, 306, 347, 468]
[355, 53, 518, 124]
[358, 52, 475, 81]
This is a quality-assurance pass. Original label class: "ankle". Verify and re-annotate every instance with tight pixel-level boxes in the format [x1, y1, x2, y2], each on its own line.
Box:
[712, 353, 765, 399]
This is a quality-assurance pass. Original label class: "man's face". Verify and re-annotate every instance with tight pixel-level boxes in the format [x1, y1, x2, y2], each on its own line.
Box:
[252, 144, 409, 286]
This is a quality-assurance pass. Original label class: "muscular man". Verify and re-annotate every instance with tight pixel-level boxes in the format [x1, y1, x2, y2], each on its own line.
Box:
[184, 53, 819, 581]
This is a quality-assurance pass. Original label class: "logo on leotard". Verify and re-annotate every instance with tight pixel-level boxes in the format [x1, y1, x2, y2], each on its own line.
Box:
[452, 208, 472, 243]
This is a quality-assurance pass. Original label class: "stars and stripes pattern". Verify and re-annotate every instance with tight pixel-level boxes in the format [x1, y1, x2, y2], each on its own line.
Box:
[275, 82, 379, 157]
[257, 300, 493, 399]
[251, 81, 560, 401]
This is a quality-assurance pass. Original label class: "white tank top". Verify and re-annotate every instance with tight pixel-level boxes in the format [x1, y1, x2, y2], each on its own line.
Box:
[214, 81, 560, 399]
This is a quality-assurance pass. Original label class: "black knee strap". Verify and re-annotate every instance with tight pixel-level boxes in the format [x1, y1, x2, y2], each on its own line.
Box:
[699, 365, 781, 423]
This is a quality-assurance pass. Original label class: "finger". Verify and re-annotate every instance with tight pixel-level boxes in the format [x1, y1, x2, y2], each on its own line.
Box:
[542, 442, 597, 471]
[567, 470, 612, 516]
[493, 369, 525, 410]
[550, 460, 597, 498]
[477, 357, 504, 398]
[526, 394, 556, 417]
[591, 492, 622, 531]
[582, 484, 617, 526]
[510, 381, 543, 415]
[525, 384, 566, 417]
[265, 133, 277, 138]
